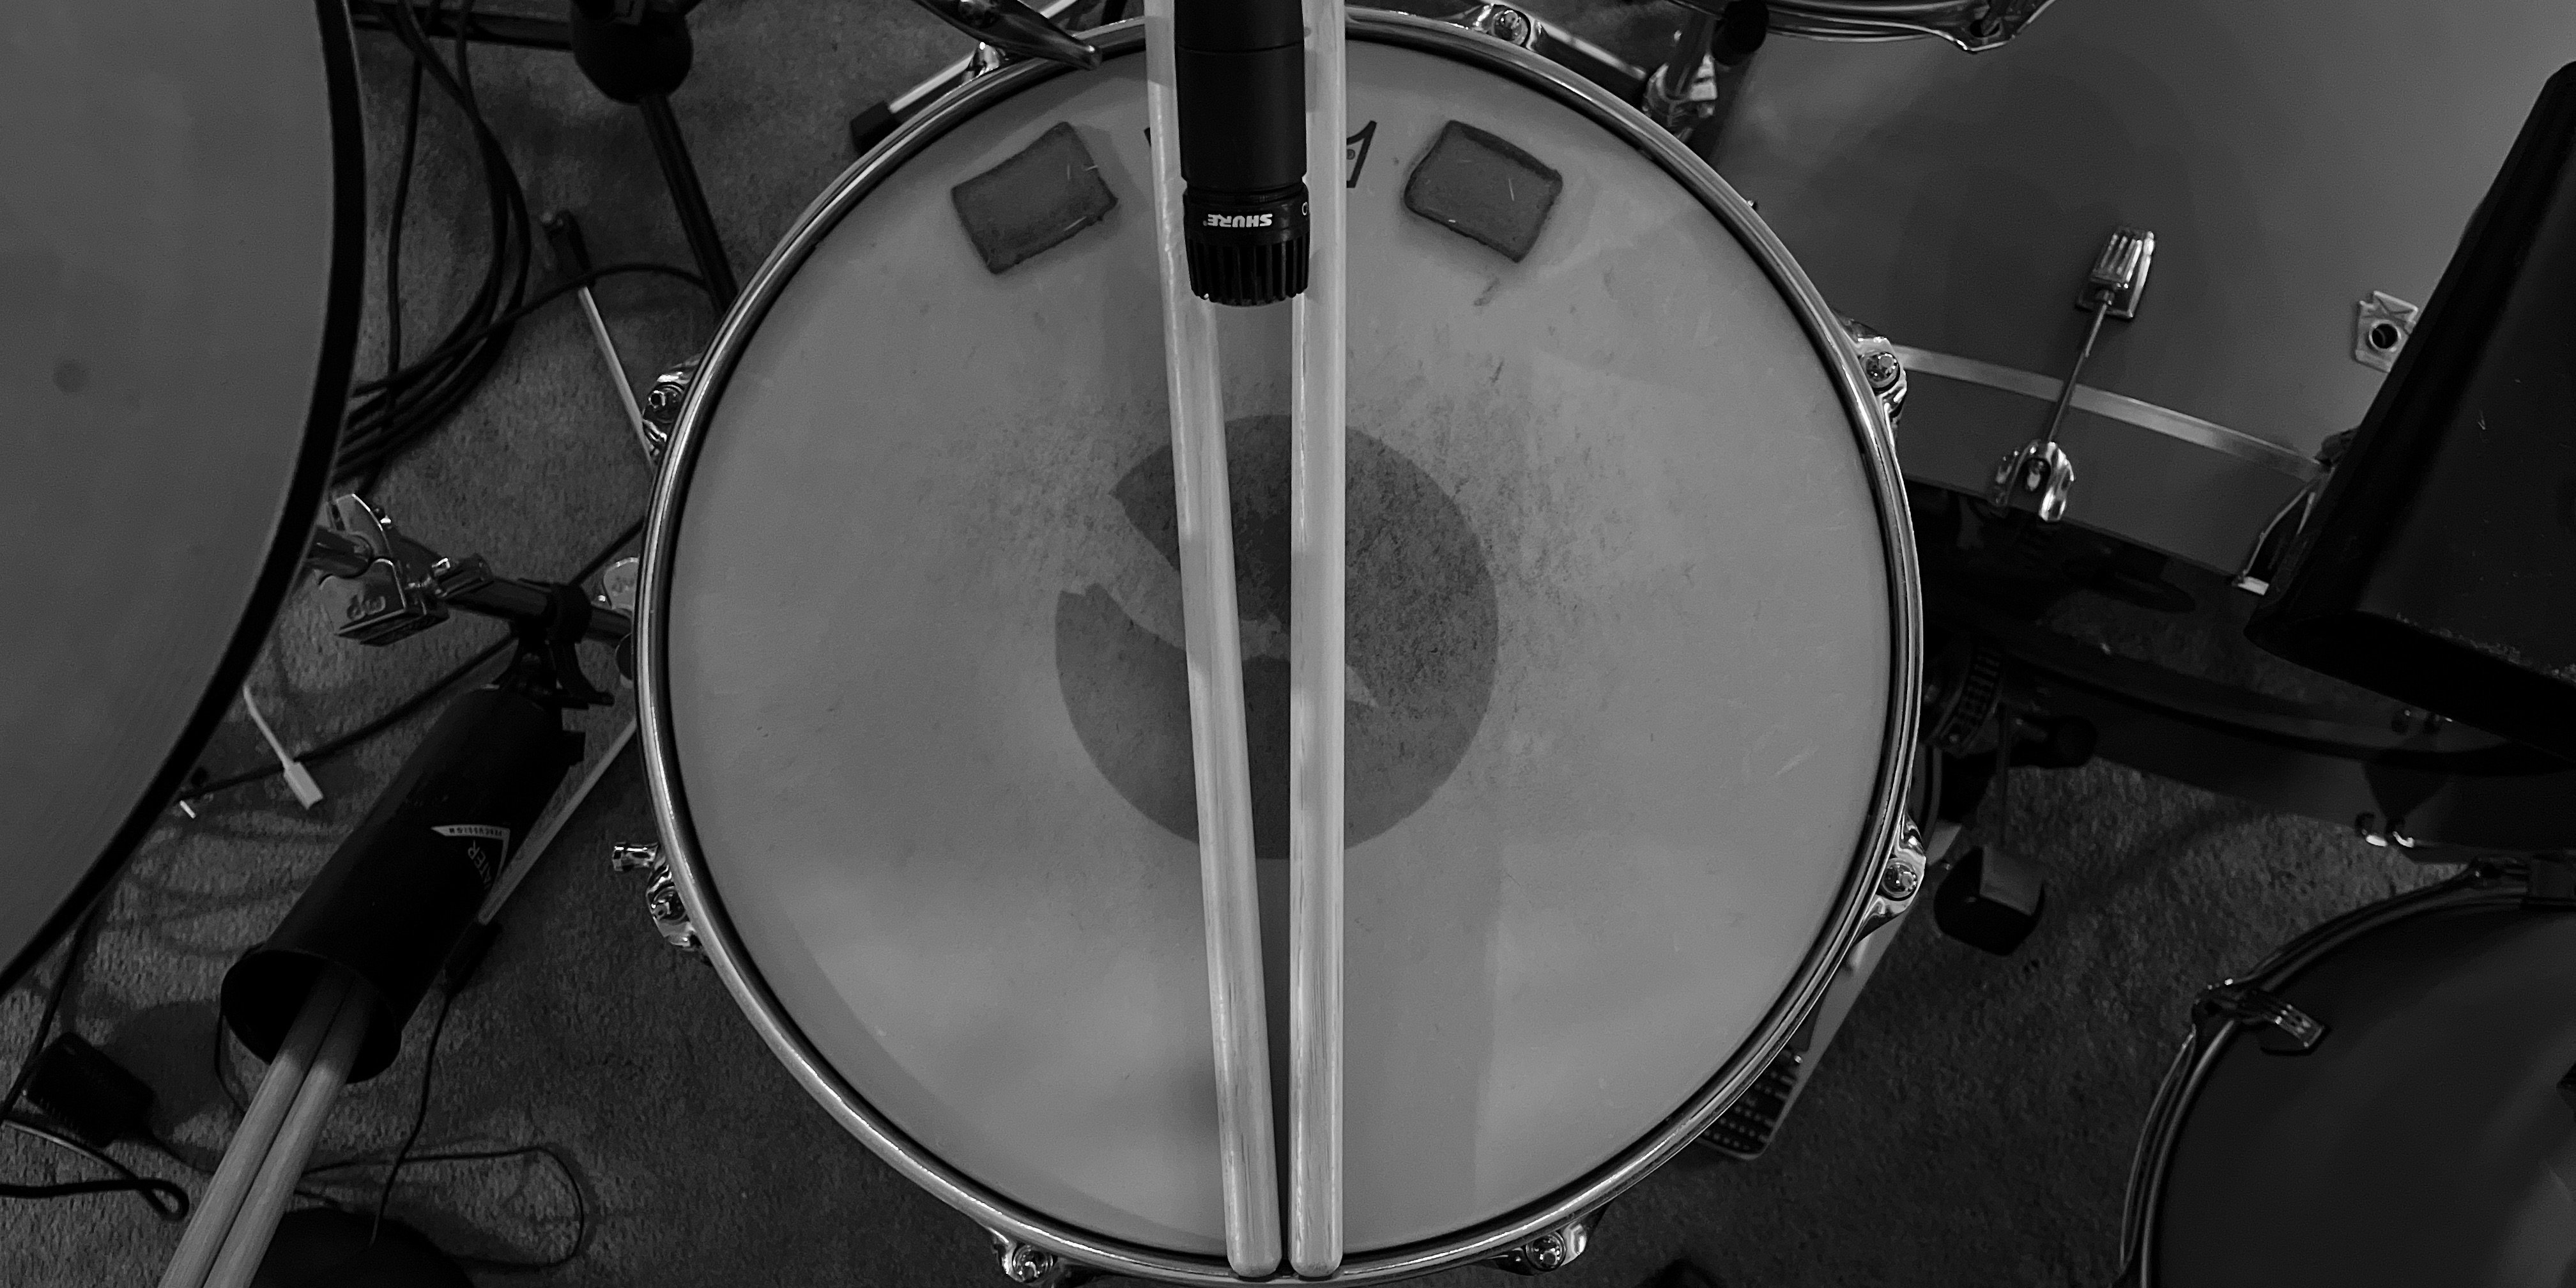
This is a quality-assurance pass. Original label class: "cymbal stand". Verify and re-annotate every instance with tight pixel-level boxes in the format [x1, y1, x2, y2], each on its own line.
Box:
[567, 0, 738, 304]
[345, 1, 735, 304]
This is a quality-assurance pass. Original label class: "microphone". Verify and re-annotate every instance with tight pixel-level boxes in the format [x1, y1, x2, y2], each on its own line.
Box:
[1176, 0, 1309, 306]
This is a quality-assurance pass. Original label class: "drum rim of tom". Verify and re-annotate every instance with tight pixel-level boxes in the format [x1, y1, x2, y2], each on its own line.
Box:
[631, 11, 1924, 1281]
[0, 0, 369, 995]
[2113, 866, 2524, 1284]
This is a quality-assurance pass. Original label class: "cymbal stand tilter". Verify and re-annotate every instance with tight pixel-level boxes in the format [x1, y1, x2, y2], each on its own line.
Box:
[158, 500, 629, 1288]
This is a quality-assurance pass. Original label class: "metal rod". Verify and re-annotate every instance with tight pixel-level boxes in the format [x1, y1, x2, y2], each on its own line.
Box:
[639, 94, 740, 306]
[477, 718, 637, 923]
[575, 289, 653, 457]
[2038, 302, 2111, 447]
[202, 977, 372, 1288]
[155, 970, 353, 1288]
[1142, 0, 1282, 1274]
[1287, 0, 1347, 1273]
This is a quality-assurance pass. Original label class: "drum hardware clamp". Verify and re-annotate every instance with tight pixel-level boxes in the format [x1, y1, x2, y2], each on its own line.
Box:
[608, 843, 703, 953]
[2191, 980, 2326, 1055]
[307, 495, 630, 706]
[1991, 225, 2156, 524]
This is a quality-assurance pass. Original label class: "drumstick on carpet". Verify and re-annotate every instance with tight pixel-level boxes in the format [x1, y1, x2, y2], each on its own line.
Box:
[1141, 0, 1282, 1275]
[1287, 0, 1347, 1274]
[157, 966, 367, 1288]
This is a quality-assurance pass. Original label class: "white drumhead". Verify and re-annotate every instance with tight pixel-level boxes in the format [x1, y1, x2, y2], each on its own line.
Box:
[661, 35, 1895, 1256]
[1714, 0, 2576, 571]
[2151, 901, 2576, 1285]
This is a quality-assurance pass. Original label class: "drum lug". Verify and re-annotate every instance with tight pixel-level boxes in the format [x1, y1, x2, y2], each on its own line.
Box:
[1451, 2, 1539, 48]
[640, 358, 702, 463]
[1837, 314, 1908, 431]
[1857, 818, 1929, 937]
[609, 842, 701, 953]
[2193, 979, 2327, 1054]
[1485, 1212, 1595, 1275]
[986, 1231, 1100, 1287]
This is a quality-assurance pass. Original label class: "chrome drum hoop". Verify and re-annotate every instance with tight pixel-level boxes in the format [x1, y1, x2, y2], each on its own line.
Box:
[2112, 869, 2529, 1284]
[1765, 0, 2062, 52]
[632, 12, 1925, 1282]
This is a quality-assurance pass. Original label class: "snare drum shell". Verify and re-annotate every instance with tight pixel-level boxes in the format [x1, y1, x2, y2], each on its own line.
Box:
[2126, 877, 2576, 1285]
[638, 13, 1919, 1281]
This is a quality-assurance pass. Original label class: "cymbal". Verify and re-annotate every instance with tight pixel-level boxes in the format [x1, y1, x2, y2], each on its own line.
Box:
[0, 1, 363, 990]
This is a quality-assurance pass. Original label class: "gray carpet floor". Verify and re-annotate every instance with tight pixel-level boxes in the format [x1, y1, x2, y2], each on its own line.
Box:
[0, 2, 2448, 1284]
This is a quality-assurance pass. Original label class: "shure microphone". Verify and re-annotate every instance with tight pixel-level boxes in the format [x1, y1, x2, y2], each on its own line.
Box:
[1176, 0, 1310, 306]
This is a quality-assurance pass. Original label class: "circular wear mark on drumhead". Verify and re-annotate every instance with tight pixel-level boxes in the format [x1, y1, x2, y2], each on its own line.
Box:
[664, 38, 1893, 1259]
[1057, 415, 1498, 861]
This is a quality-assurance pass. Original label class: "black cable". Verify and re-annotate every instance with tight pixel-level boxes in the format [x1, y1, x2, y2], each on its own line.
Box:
[302, 1142, 588, 1271]
[382, 14, 431, 471]
[337, 0, 540, 489]
[0, 893, 182, 1219]
[181, 515, 645, 805]
[369, 988, 454, 1245]
[1, 1118, 189, 1220]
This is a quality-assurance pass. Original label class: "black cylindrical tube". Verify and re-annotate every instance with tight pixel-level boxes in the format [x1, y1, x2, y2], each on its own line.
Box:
[1175, 0, 1309, 306]
[221, 686, 581, 1082]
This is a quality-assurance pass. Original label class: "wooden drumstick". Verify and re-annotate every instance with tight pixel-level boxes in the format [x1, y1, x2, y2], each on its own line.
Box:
[156, 967, 357, 1288]
[1140, 0, 1283, 1275]
[1287, 0, 1347, 1274]
[200, 979, 371, 1288]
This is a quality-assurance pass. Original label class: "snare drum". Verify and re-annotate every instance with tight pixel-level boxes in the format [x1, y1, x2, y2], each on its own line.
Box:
[636, 11, 1921, 1282]
[1711, 0, 2576, 575]
[2119, 868, 2576, 1285]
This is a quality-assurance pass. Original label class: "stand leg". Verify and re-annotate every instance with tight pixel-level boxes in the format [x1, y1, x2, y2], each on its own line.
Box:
[640, 93, 739, 305]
